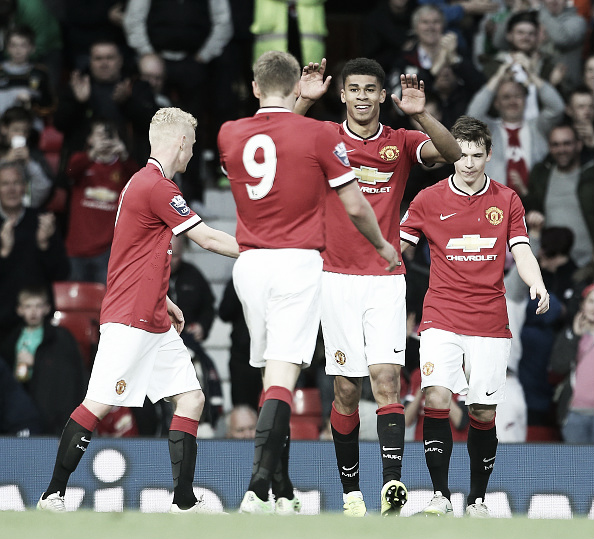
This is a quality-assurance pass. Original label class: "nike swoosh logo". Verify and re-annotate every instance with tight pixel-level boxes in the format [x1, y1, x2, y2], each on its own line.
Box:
[486, 390, 497, 396]
[393, 349, 404, 354]
[483, 456, 496, 463]
[341, 463, 358, 471]
[439, 213, 456, 220]
[346, 149, 356, 153]
[424, 440, 443, 445]
[81, 436, 91, 443]
[382, 446, 401, 451]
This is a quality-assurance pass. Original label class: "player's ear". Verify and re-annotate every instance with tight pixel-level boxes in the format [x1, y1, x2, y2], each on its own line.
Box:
[340, 88, 346, 104]
[252, 80, 261, 99]
[379, 88, 386, 104]
[486, 147, 493, 162]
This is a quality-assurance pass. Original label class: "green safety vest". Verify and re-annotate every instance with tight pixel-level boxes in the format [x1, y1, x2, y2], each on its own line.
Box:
[251, 0, 327, 64]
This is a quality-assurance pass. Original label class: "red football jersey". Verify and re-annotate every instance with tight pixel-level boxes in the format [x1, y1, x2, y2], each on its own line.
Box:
[218, 108, 354, 252]
[323, 121, 430, 275]
[400, 175, 529, 337]
[100, 159, 201, 332]
[65, 152, 138, 257]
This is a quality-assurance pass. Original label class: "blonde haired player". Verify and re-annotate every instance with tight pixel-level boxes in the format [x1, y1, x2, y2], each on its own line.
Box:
[38, 107, 239, 513]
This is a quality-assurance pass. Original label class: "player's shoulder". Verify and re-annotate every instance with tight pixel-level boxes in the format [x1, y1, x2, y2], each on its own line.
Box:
[421, 176, 450, 196]
[486, 176, 520, 200]
[381, 124, 428, 142]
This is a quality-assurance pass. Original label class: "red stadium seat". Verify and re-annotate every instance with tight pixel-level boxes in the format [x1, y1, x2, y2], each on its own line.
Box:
[52, 310, 100, 369]
[293, 388, 322, 417]
[53, 281, 106, 312]
[289, 416, 319, 440]
[526, 426, 562, 442]
[39, 124, 63, 176]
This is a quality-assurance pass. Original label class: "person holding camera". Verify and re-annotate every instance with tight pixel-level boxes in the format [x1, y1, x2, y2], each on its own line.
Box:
[0, 106, 54, 209]
[64, 119, 138, 283]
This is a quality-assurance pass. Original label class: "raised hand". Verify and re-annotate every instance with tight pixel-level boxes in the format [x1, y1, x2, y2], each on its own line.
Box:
[391, 74, 426, 116]
[70, 70, 91, 103]
[299, 57, 332, 102]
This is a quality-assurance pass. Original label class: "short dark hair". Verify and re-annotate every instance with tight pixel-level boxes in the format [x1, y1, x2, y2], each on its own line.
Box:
[6, 24, 35, 46]
[17, 285, 49, 305]
[548, 122, 579, 142]
[450, 115, 492, 154]
[0, 106, 33, 127]
[506, 10, 539, 33]
[341, 58, 385, 88]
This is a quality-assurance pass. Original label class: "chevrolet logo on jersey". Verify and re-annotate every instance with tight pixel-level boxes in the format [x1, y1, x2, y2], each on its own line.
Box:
[446, 235, 497, 252]
[353, 166, 393, 185]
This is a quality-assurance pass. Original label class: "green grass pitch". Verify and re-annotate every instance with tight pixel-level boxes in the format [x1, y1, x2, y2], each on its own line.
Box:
[1, 512, 593, 539]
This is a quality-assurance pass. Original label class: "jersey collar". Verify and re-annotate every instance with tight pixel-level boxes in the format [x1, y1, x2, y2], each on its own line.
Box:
[448, 174, 490, 196]
[148, 157, 165, 177]
[342, 120, 383, 141]
[256, 107, 292, 114]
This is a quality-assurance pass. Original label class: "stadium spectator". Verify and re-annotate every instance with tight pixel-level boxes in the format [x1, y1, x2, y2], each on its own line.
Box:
[53, 39, 157, 174]
[0, 24, 55, 120]
[138, 53, 171, 108]
[64, 119, 136, 283]
[0, 106, 54, 208]
[466, 58, 564, 196]
[563, 86, 594, 163]
[59, 0, 133, 73]
[549, 284, 594, 443]
[0, 353, 42, 436]
[388, 5, 485, 130]
[225, 404, 257, 439]
[0, 162, 69, 343]
[37, 107, 239, 514]
[523, 124, 594, 269]
[123, 0, 233, 195]
[0, 285, 86, 435]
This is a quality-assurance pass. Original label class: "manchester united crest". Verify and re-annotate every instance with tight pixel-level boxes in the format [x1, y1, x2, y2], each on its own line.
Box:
[422, 362, 434, 376]
[485, 206, 504, 225]
[334, 350, 346, 365]
[379, 145, 399, 162]
[115, 380, 127, 395]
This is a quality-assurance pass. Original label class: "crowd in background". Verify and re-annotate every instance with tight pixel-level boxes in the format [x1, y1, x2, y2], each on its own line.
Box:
[0, 0, 593, 443]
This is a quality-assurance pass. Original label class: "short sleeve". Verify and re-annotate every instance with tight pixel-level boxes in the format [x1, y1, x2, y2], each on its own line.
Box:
[149, 179, 201, 236]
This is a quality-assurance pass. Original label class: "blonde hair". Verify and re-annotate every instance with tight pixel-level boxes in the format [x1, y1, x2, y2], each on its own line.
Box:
[253, 50, 300, 98]
[149, 107, 197, 146]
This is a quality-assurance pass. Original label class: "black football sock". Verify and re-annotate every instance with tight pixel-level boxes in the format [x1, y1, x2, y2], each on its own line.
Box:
[248, 397, 292, 501]
[44, 418, 93, 498]
[331, 403, 361, 494]
[271, 429, 294, 500]
[376, 404, 405, 483]
[467, 415, 498, 506]
[169, 430, 198, 509]
[423, 408, 453, 500]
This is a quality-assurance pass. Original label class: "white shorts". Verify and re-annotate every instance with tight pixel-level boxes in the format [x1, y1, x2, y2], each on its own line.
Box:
[419, 328, 510, 405]
[322, 272, 407, 377]
[86, 323, 200, 407]
[233, 248, 323, 368]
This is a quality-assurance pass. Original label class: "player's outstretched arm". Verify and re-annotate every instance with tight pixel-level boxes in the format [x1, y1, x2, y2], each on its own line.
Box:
[392, 74, 461, 165]
[336, 181, 400, 271]
[511, 243, 550, 314]
[294, 58, 332, 116]
[185, 222, 240, 258]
